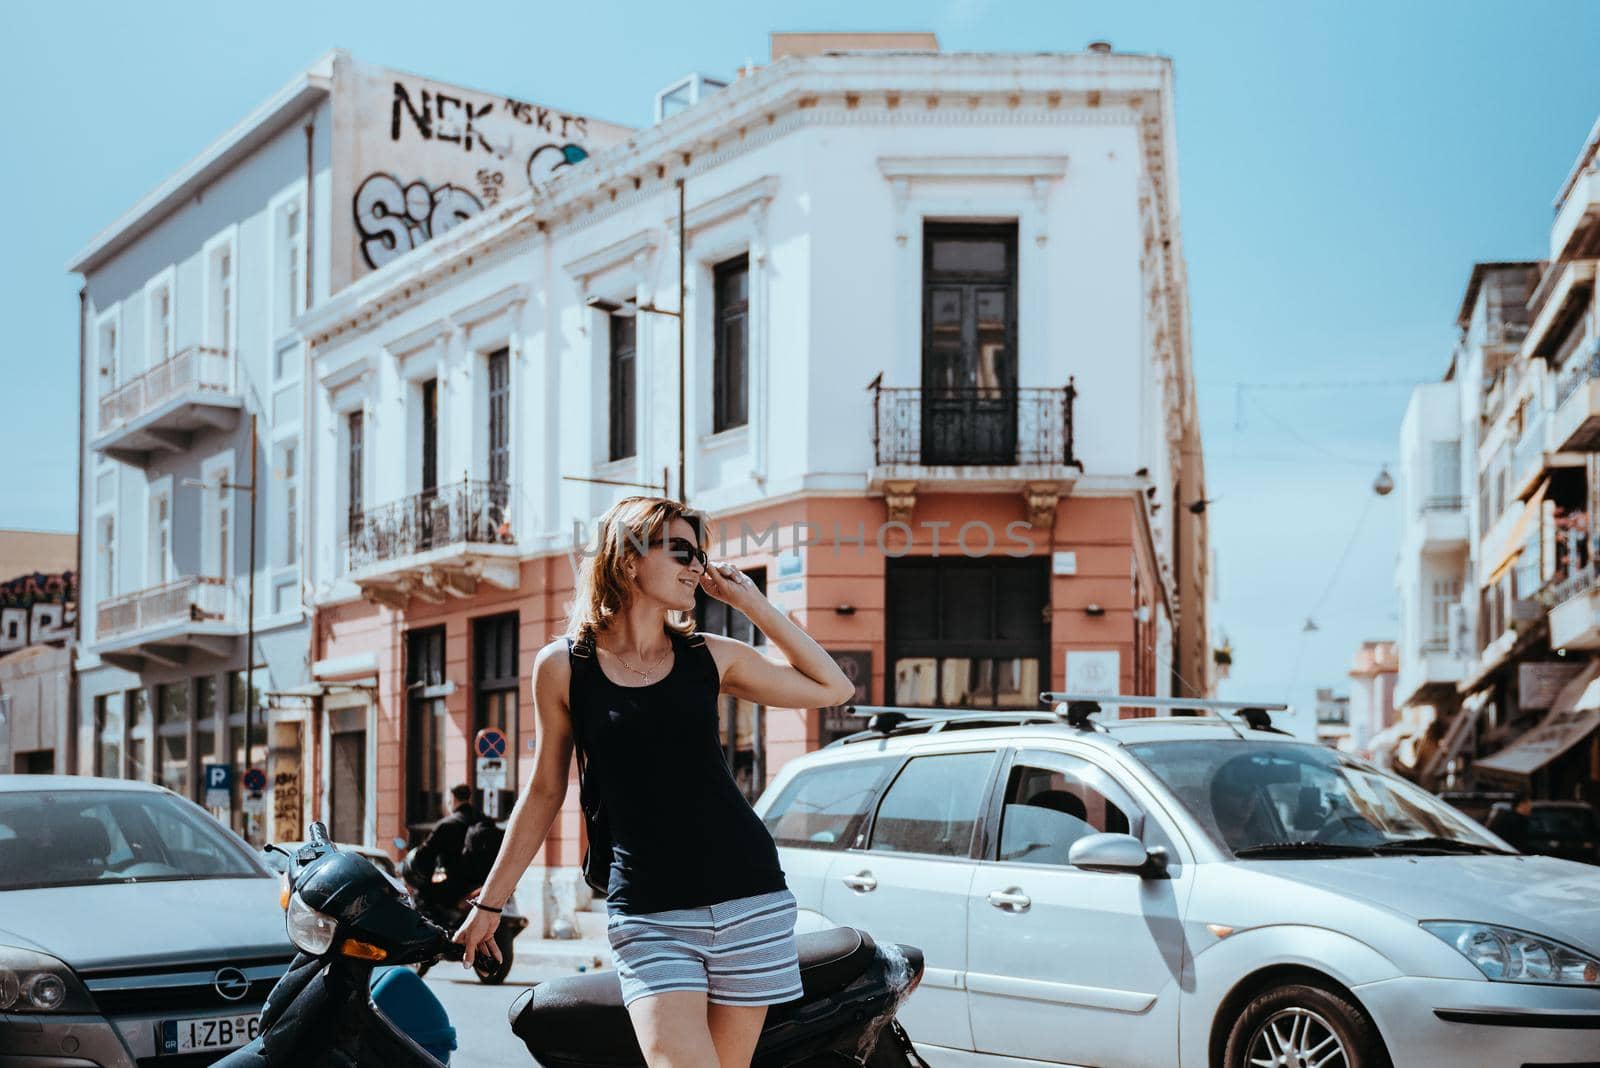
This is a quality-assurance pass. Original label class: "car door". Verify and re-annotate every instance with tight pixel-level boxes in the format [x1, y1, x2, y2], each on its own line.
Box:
[966, 748, 1191, 1067]
[759, 755, 902, 932]
[821, 747, 1000, 1053]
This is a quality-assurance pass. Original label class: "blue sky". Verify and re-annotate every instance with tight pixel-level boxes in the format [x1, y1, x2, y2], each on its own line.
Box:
[4, 0, 1596, 713]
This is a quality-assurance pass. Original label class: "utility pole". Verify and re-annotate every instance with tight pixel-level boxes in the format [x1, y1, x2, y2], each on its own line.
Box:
[244, 412, 257, 793]
[677, 177, 686, 503]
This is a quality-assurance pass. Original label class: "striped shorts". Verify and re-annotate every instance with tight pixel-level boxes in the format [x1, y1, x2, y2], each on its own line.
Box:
[605, 889, 804, 1008]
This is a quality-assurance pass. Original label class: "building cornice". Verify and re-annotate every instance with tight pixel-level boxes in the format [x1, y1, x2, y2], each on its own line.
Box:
[303, 51, 1180, 348]
[68, 51, 339, 275]
[562, 230, 660, 285]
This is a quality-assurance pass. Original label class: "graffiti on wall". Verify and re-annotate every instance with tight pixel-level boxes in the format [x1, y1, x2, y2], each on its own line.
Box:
[0, 571, 77, 655]
[348, 74, 616, 275]
[354, 174, 485, 269]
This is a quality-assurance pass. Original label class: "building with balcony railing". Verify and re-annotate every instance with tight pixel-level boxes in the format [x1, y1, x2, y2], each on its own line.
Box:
[1414, 120, 1600, 801]
[299, 34, 1212, 917]
[68, 49, 628, 849]
[1395, 383, 1468, 718]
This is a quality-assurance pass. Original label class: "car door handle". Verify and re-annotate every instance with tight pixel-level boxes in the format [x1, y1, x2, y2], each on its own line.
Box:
[987, 887, 1032, 912]
[841, 871, 878, 892]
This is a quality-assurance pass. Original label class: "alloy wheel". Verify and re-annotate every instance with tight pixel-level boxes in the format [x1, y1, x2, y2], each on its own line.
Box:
[1245, 1006, 1348, 1068]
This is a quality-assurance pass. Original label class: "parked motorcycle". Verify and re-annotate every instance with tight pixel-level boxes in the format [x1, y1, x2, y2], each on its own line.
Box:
[224, 822, 930, 1068]
[509, 926, 931, 1067]
[215, 822, 478, 1067]
[401, 847, 528, 985]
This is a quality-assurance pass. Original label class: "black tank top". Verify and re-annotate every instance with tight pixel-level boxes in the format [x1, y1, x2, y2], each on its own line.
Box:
[567, 629, 788, 914]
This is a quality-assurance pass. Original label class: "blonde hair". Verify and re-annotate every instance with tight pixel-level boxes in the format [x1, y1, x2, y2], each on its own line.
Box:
[566, 496, 707, 647]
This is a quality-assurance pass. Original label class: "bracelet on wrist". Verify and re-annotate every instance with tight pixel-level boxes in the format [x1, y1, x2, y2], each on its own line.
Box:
[468, 899, 503, 914]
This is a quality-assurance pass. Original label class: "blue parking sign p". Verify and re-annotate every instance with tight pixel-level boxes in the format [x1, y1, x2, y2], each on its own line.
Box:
[204, 764, 232, 791]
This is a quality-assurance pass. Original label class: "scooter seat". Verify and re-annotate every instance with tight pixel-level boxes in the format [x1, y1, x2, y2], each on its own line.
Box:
[510, 927, 879, 1064]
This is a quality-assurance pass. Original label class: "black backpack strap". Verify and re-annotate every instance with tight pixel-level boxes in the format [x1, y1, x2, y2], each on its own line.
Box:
[565, 637, 596, 804]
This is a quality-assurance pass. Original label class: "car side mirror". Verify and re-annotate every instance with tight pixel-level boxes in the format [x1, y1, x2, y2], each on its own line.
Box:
[1068, 832, 1168, 878]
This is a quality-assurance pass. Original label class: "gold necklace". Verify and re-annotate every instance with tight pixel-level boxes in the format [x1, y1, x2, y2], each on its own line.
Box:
[607, 642, 672, 683]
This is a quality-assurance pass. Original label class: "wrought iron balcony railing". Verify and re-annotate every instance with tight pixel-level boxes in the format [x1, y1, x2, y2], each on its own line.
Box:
[1422, 495, 1465, 512]
[98, 346, 232, 432]
[345, 478, 512, 573]
[871, 381, 1078, 467]
[96, 575, 234, 641]
[1556, 349, 1600, 411]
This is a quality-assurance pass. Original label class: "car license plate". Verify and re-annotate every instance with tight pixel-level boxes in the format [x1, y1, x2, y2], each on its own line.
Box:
[160, 1013, 261, 1053]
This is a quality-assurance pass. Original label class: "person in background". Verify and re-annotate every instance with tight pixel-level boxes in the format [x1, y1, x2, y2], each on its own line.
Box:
[407, 783, 481, 908]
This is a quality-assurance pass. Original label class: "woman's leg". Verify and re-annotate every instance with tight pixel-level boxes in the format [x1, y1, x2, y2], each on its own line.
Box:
[625, 990, 718, 1068]
[707, 1002, 768, 1068]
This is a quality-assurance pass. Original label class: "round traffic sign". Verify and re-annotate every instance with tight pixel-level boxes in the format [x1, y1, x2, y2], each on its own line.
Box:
[242, 767, 267, 792]
[475, 728, 508, 759]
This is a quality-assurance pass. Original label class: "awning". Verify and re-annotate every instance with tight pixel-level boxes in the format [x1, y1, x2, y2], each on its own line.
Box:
[1475, 661, 1600, 778]
[1485, 478, 1547, 588]
[312, 652, 379, 686]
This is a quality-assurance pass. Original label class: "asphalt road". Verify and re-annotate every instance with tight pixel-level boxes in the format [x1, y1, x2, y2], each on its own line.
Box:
[422, 957, 598, 1068]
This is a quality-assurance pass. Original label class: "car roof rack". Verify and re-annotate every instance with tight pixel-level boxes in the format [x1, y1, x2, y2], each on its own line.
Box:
[826, 706, 1064, 746]
[1038, 692, 1292, 736]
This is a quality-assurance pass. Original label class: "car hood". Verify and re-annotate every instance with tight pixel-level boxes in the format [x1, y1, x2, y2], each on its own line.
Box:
[1255, 854, 1600, 957]
[0, 877, 290, 972]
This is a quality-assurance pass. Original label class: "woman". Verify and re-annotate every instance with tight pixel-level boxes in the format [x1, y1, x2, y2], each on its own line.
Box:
[453, 496, 854, 1068]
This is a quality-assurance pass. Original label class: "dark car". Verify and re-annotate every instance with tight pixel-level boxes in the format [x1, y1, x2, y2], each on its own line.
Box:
[0, 776, 293, 1065]
[1523, 802, 1600, 865]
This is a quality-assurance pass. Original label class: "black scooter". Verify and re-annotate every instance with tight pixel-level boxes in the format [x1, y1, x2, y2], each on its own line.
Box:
[223, 822, 931, 1067]
[401, 847, 528, 985]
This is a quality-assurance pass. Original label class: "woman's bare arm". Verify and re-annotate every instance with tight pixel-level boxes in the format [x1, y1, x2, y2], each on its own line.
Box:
[698, 565, 854, 709]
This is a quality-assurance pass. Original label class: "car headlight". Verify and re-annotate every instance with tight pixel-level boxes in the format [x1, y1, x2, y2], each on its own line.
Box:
[285, 892, 339, 955]
[0, 947, 95, 1013]
[1423, 922, 1600, 985]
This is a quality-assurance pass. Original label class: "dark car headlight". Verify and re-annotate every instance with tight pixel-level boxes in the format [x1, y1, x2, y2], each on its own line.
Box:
[1423, 922, 1600, 985]
[0, 947, 95, 1013]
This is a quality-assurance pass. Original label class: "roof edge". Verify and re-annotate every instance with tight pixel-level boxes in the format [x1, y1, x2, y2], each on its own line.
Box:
[66, 49, 341, 276]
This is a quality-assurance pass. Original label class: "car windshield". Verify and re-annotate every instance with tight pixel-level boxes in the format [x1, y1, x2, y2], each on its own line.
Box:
[0, 790, 264, 890]
[1123, 740, 1505, 857]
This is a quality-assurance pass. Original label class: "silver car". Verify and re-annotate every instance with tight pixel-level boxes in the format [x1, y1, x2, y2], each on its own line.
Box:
[0, 776, 292, 1065]
[755, 709, 1600, 1068]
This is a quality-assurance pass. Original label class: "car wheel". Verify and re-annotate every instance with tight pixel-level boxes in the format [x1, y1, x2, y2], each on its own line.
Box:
[1224, 982, 1386, 1068]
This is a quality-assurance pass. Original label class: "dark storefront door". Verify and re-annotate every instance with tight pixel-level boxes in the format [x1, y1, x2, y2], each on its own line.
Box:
[329, 716, 366, 845]
[888, 557, 1050, 708]
[406, 626, 448, 838]
[922, 223, 1018, 465]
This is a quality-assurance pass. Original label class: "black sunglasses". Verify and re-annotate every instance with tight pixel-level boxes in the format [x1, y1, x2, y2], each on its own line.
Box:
[662, 536, 708, 569]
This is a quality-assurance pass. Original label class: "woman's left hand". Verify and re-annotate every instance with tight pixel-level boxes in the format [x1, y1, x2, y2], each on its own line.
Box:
[699, 561, 766, 614]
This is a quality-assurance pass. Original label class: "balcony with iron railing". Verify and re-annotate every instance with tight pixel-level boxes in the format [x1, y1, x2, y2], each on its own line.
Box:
[867, 381, 1083, 522]
[1418, 495, 1468, 551]
[1553, 346, 1600, 452]
[343, 478, 520, 608]
[91, 575, 240, 671]
[92, 346, 242, 467]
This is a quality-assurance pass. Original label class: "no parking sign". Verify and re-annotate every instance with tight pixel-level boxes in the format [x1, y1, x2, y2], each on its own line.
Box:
[475, 729, 508, 818]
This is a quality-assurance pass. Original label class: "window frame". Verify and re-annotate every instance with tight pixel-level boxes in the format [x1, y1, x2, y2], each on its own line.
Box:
[761, 755, 901, 852]
[146, 475, 174, 589]
[201, 226, 239, 357]
[143, 266, 177, 372]
[269, 187, 308, 342]
[857, 746, 1004, 861]
[712, 253, 750, 434]
[608, 313, 637, 461]
[982, 747, 1149, 867]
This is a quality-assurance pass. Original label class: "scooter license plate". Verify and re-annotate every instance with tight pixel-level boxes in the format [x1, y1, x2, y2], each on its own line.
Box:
[159, 1012, 261, 1053]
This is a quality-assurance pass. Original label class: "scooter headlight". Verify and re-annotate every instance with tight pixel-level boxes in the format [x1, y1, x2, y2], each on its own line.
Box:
[286, 891, 339, 955]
